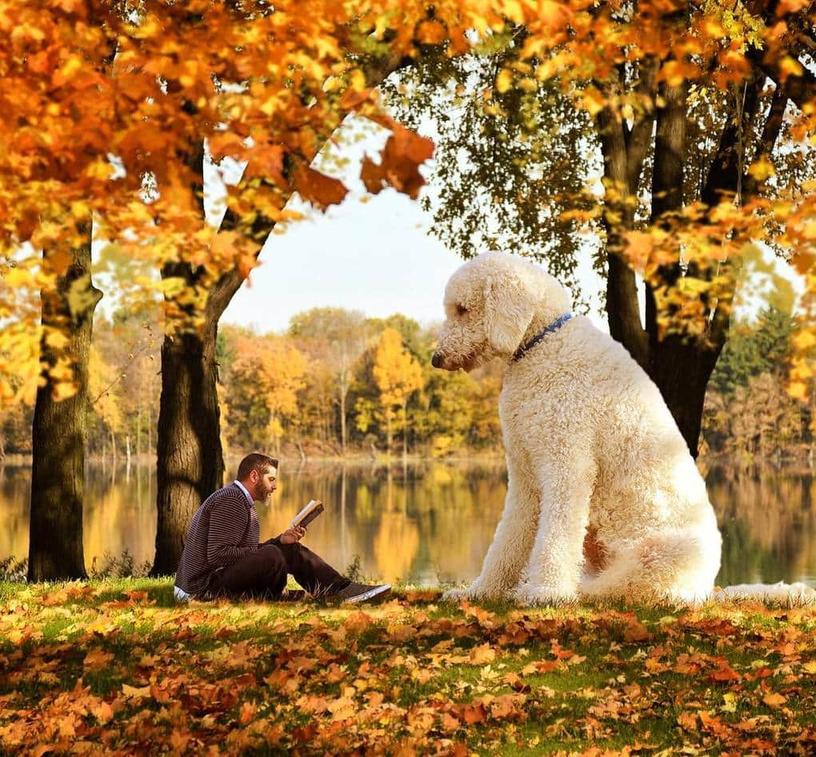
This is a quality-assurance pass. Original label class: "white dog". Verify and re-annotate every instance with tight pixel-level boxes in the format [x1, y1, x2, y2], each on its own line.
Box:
[432, 252, 723, 605]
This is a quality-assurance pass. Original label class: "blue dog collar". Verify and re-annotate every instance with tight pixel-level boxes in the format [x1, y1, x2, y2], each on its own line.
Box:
[512, 312, 573, 362]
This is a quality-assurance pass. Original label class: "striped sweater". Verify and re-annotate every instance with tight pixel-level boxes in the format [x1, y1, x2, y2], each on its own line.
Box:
[174, 483, 264, 596]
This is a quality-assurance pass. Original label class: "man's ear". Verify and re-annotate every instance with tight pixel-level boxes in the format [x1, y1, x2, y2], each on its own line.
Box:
[484, 275, 534, 355]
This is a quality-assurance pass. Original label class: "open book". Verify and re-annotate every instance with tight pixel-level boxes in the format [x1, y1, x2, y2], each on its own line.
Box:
[290, 499, 324, 529]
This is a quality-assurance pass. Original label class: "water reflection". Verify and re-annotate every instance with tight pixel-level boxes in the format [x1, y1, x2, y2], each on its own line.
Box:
[1, 462, 814, 587]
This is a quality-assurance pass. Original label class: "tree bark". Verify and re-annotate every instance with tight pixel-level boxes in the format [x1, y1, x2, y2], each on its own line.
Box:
[340, 388, 348, 455]
[644, 78, 722, 457]
[596, 73, 653, 370]
[402, 400, 408, 461]
[151, 322, 224, 575]
[28, 228, 101, 581]
[597, 72, 730, 457]
[151, 263, 245, 574]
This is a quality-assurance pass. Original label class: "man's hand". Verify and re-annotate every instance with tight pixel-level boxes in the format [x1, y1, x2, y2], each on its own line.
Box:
[278, 526, 306, 545]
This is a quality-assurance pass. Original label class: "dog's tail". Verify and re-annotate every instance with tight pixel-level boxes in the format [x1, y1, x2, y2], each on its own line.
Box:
[581, 528, 816, 606]
[712, 582, 816, 607]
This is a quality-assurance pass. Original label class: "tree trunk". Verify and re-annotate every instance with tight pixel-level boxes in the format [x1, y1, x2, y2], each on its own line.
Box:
[151, 267, 243, 575]
[402, 400, 408, 462]
[339, 385, 348, 456]
[151, 323, 225, 575]
[597, 73, 728, 457]
[28, 230, 101, 581]
[644, 78, 720, 457]
[650, 336, 723, 455]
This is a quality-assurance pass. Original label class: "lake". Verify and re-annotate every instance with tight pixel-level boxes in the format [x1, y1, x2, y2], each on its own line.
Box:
[1, 461, 814, 588]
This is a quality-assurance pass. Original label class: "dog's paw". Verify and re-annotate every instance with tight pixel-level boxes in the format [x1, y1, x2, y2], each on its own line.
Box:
[442, 581, 504, 603]
[441, 586, 471, 603]
[513, 584, 578, 607]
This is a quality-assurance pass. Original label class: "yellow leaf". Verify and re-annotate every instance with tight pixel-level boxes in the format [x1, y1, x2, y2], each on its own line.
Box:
[748, 157, 775, 181]
[721, 692, 738, 713]
[788, 381, 808, 400]
[54, 55, 83, 85]
[469, 643, 496, 665]
[52, 381, 78, 401]
[763, 692, 787, 708]
[581, 86, 605, 116]
[2, 267, 32, 287]
[122, 684, 152, 699]
[349, 69, 366, 92]
[44, 331, 70, 351]
[792, 330, 816, 351]
[496, 69, 513, 94]
[779, 57, 803, 78]
[502, 0, 526, 23]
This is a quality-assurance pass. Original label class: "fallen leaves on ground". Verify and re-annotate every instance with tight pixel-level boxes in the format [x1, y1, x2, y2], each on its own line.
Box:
[1, 581, 816, 754]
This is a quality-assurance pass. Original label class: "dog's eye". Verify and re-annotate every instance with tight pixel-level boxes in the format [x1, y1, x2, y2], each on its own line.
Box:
[456, 304, 468, 317]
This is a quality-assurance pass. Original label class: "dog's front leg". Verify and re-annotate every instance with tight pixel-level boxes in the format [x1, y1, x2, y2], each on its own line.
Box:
[443, 460, 538, 602]
[514, 459, 594, 606]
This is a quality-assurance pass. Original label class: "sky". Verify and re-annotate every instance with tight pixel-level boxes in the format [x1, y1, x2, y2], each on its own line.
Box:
[220, 185, 469, 334]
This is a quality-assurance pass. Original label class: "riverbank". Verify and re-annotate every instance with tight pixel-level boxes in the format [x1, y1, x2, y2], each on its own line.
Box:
[1, 579, 815, 753]
[0, 449, 508, 468]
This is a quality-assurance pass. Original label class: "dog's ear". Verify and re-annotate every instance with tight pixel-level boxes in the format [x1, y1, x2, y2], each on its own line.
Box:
[484, 275, 534, 355]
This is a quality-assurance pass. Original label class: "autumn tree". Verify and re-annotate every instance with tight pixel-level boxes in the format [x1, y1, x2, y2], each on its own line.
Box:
[221, 333, 308, 454]
[704, 307, 810, 461]
[370, 327, 424, 457]
[386, 0, 816, 457]
[288, 308, 371, 454]
[86, 311, 161, 462]
[88, 345, 124, 463]
[144, 2, 480, 575]
[2, 1, 479, 577]
[710, 307, 795, 397]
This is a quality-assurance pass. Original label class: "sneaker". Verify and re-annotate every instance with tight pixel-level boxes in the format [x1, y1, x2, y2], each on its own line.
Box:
[173, 585, 191, 603]
[335, 582, 391, 604]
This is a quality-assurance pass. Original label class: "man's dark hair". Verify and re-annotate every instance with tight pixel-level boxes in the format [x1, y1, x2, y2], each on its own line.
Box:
[237, 452, 278, 481]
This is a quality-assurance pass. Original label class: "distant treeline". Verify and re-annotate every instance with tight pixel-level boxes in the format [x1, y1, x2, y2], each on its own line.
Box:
[1, 306, 810, 463]
[703, 307, 814, 465]
[1, 307, 503, 460]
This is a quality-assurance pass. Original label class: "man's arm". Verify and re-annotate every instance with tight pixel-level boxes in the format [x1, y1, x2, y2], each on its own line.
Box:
[264, 526, 306, 548]
[206, 500, 258, 566]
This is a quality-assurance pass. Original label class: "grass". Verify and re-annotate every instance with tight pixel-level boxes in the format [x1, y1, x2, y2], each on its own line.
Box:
[1, 579, 816, 754]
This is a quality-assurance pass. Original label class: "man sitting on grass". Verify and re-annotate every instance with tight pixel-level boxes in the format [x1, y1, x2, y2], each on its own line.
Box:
[173, 452, 390, 604]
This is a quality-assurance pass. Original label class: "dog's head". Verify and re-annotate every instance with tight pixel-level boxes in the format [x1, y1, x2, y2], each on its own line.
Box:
[432, 252, 571, 371]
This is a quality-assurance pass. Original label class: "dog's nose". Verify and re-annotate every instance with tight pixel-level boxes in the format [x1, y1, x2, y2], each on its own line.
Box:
[431, 351, 443, 368]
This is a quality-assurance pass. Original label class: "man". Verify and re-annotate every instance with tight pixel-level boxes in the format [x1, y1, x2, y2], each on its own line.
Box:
[174, 452, 390, 603]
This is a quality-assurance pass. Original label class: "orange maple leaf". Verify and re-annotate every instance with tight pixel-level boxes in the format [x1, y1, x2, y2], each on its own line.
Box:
[293, 164, 348, 211]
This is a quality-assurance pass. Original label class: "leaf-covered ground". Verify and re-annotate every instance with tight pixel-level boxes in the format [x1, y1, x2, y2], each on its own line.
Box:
[1, 580, 816, 755]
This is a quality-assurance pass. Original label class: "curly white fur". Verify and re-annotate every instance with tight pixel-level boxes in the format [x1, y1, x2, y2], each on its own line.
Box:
[434, 253, 814, 607]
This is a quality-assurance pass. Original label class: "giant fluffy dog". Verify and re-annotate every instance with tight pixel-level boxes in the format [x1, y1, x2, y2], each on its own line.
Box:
[432, 252, 722, 605]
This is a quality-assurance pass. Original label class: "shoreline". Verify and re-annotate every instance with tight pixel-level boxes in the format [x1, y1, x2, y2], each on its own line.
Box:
[2, 452, 814, 473]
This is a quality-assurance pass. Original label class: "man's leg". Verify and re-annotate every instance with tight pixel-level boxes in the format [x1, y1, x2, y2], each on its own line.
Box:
[213, 545, 288, 599]
[271, 542, 350, 597]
